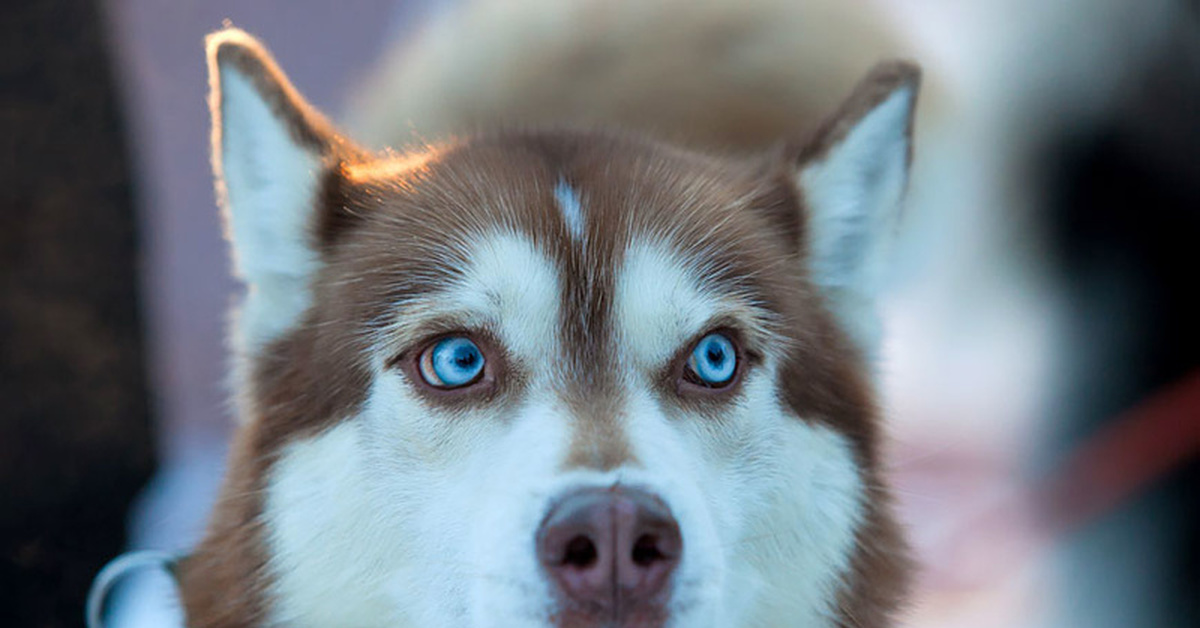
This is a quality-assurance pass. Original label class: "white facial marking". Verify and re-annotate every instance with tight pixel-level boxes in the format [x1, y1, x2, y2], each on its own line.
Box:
[615, 240, 718, 368]
[719, 375, 865, 626]
[611, 237, 865, 626]
[389, 231, 561, 366]
[611, 371, 865, 627]
[265, 419, 413, 626]
[266, 231, 568, 626]
[455, 232, 561, 362]
[263, 233, 867, 628]
[553, 179, 585, 240]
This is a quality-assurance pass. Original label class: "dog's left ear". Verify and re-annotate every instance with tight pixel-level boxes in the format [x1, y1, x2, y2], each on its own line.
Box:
[790, 61, 920, 353]
[206, 28, 361, 349]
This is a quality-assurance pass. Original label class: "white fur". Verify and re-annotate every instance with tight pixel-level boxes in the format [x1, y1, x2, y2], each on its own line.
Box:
[215, 65, 322, 350]
[614, 240, 719, 368]
[799, 85, 914, 352]
[264, 231, 866, 626]
[382, 231, 563, 366]
[613, 239, 864, 626]
[265, 418, 410, 626]
[615, 239, 782, 366]
[265, 231, 569, 626]
[553, 179, 585, 241]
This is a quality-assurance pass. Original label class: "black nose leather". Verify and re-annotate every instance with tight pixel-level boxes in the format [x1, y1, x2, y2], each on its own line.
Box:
[536, 488, 681, 620]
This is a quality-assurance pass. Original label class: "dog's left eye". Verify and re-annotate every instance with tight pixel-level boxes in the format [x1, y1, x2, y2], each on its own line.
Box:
[684, 332, 738, 388]
[418, 337, 486, 388]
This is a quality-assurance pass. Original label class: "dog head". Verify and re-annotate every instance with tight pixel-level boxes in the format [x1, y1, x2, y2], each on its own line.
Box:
[184, 28, 917, 628]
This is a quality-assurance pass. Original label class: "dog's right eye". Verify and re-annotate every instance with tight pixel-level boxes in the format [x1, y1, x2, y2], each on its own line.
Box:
[683, 332, 738, 388]
[418, 336, 486, 388]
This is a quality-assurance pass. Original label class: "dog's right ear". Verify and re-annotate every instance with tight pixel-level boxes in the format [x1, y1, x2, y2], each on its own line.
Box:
[788, 61, 920, 355]
[207, 28, 359, 348]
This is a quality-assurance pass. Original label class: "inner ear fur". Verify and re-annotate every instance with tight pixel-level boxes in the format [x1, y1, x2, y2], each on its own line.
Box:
[206, 28, 372, 259]
[753, 60, 921, 253]
[780, 59, 922, 353]
[205, 28, 375, 353]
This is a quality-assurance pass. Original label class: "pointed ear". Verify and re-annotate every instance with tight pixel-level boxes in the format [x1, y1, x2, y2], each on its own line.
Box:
[206, 28, 359, 347]
[792, 60, 920, 353]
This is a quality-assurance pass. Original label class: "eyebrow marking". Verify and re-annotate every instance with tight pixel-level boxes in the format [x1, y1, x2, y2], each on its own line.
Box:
[554, 178, 585, 240]
[615, 239, 782, 370]
[373, 231, 562, 366]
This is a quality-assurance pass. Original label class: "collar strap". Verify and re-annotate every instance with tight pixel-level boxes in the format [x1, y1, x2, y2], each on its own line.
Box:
[86, 550, 183, 628]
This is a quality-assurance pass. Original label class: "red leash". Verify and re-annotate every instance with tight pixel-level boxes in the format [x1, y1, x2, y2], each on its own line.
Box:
[921, 369, 1200, 591]
[1039, 369, 1200, 534]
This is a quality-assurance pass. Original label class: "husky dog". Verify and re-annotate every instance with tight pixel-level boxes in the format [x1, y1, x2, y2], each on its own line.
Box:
[179, 22, 918, 627]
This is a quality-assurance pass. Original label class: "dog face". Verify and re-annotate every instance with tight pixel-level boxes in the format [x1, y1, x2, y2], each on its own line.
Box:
[182, 29, 916, 628]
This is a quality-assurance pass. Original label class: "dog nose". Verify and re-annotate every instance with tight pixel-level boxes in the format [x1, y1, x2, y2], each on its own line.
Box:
[536, 488, 681, 616]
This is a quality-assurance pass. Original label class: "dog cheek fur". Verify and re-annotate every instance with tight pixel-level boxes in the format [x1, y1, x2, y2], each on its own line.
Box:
[257, 363, 869, 628]
[262, 375, 582, 627]
[645, 365, 866, 628]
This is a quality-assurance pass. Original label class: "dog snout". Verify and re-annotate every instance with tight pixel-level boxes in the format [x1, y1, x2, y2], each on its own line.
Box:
[536, 487, 681, 619]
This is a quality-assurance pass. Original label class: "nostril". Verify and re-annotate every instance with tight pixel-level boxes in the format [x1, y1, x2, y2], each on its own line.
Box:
[562, 535, 598, 568]
[631, 534, 666, 566]
[538, 487, 680, 615]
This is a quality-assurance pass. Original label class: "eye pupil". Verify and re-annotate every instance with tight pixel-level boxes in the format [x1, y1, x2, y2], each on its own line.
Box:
[687, 333, 737, 387]
[454, 350, 477, 368]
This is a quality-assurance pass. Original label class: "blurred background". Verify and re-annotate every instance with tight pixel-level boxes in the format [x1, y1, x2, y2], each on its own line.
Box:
[3, 0, 1197, 626]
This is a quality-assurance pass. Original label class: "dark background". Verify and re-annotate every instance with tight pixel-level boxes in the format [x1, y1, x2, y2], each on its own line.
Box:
[2, 0, 154, 625]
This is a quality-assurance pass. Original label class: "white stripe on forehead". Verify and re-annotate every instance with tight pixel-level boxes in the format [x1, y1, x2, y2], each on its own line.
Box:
[389, 231, 561, 363]
[615, 240, 720, 368]
[554, 179, 585, 240]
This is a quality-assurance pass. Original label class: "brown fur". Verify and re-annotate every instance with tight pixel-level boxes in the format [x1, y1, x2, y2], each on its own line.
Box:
[183, 25, 914, 628]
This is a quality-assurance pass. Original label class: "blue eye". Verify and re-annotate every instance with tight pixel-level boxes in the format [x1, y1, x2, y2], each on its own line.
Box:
[419, 337, 485, 388]
[686, 333, 737, 386]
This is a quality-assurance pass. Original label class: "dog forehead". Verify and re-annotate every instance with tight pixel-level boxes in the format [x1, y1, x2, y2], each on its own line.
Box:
[349, 130, 767, 236]
[331, 131, 795, 354]
[360, 132, 776, 255]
